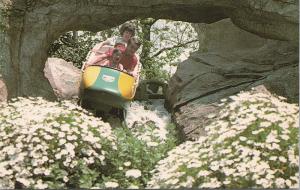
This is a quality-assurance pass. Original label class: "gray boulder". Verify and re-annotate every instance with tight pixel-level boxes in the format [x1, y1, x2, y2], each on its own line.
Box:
[44, 58, 81, 100]
[166, 19, 298, 140]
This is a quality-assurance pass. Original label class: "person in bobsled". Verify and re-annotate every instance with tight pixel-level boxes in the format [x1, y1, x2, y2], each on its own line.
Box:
[93, 22, 135, 51]
[84, 39, 125, 69]
[84, 37, 141, 76]
[119, 37, 141, 77]
[108, 48, 124, 70]
[84, 23, 135, 67]
[84, 39, 141, 77]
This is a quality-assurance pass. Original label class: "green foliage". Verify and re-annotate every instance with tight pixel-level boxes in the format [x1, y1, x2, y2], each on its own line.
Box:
[0, 4, 10, 32]
[100, 123, 179, 188]
[48, 29, 119, 69]
[134, 18, 198, 81]
[48, 31, 98, 68]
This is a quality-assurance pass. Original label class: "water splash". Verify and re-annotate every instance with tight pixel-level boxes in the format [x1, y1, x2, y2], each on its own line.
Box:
[125, 100, 171, 143]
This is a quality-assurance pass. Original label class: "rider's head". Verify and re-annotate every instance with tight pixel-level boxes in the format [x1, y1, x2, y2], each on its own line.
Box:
[119, 23, 135, 42]
[112, 48, 123, 63]
[125, 37, 141, 56]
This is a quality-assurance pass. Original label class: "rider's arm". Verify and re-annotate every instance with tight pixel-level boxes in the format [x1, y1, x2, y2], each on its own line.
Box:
[92, 38, 114, 53]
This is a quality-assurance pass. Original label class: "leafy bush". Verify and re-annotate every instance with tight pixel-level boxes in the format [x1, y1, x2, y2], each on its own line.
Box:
[135, 19, 198, 81]
[48, 31, 102, 68]
[88, 99, 180, 188]
[147, 89, 299, 188]
[98, 124, 178, 188]
[0, 97, 116, 188]
[0, 97, 178, 189]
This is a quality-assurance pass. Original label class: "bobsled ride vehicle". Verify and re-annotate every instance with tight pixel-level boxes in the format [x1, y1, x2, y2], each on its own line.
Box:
[79, 45, 141, 120]
[79, 45, 168, 122]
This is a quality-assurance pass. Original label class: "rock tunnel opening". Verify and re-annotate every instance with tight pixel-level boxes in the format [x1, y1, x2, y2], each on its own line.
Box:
[44, 19, 199, 100]
[0, 0, 298, 101]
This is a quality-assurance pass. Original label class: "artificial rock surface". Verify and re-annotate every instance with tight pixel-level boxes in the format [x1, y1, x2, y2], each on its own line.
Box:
[44, 58, 81, 100]
[0, 0, 298, 99]
[166, 19, 298, 140]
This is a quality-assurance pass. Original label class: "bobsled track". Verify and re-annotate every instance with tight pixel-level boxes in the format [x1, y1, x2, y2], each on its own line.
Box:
[78, 74, 170, 127]
[80, 99, 171, 130]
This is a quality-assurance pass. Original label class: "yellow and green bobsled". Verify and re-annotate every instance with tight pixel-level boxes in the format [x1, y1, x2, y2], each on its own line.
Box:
[80, 66, 137, 111]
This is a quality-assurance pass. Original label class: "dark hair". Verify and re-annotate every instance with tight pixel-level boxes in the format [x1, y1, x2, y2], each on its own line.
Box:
[119, 23, 135, 36]
[112, 48, 122, 55]
[128, 37, 141, 48]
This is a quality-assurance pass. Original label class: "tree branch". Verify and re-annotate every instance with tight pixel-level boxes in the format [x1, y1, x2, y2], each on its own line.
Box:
[140, 18, 158, 27]
[150, 39, 198, 58]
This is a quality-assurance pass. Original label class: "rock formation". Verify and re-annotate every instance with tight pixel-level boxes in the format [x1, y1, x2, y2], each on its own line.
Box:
[44, 58, 81, 100]
[166, 18, 298, 140]
[0, 0, 298, 99]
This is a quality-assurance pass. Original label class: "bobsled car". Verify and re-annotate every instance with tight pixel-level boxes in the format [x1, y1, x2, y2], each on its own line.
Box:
[79, 45, 141, 114]
[79, 65, 140, 112]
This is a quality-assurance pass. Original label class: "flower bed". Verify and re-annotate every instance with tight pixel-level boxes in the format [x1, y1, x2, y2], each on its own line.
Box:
[147, 90, 299, 188]
[0, 97, 178, 189]
[0, 97, 116, 188]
